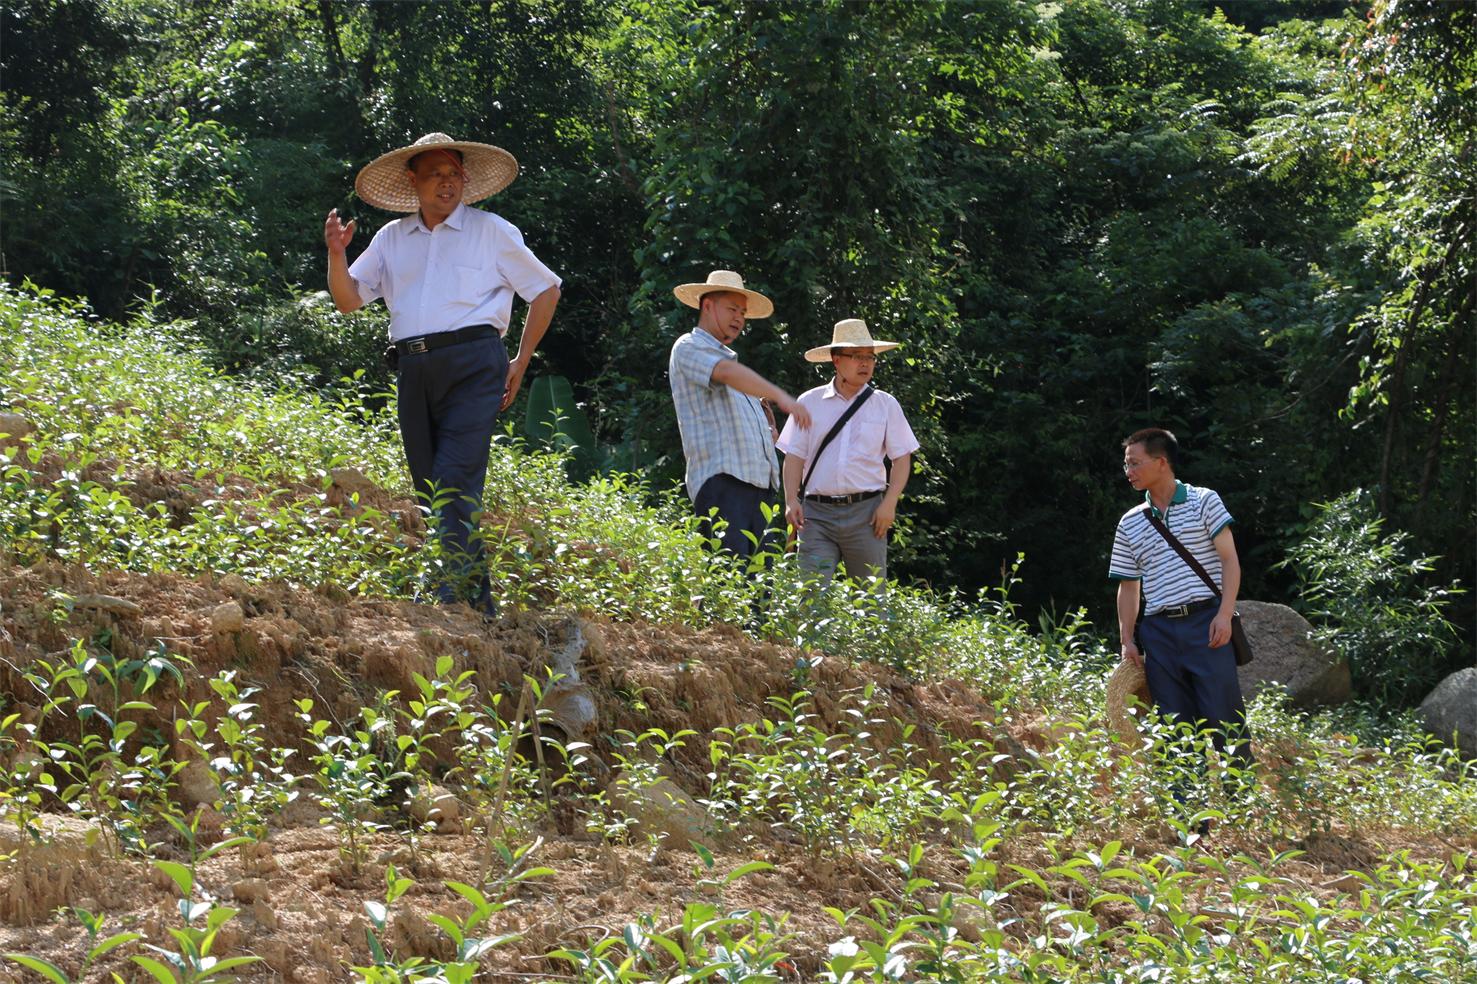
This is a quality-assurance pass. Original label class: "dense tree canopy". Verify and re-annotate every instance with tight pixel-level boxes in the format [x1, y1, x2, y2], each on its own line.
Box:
[2, 0, 1471, 697]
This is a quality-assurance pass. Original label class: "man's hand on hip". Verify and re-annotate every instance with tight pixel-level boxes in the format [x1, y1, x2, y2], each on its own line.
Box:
[501, 357, 529, 412]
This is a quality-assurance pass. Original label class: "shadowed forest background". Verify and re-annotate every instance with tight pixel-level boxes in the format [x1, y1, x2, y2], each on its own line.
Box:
[2, 0, 1472, 704]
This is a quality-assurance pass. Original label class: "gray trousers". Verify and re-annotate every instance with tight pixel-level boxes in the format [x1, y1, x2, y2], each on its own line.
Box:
[396, 334, 508, 606]
[796, 496, 888, 586]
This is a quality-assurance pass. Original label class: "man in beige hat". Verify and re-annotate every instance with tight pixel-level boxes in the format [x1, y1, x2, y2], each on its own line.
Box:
[322, 133, 562, 616]
[669, 271, 811, 560]
[777, 319, 919, 586]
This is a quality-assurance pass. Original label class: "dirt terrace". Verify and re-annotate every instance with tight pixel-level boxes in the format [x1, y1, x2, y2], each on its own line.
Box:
[0, 562, 1468, 981]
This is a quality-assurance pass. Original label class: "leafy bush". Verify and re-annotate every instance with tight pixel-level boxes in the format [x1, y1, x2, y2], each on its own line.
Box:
[5, 282, 1477, 982]
[1282, 490, 1465, 705]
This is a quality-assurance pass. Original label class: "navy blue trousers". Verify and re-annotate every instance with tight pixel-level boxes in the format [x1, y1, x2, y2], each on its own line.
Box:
[396, 334, 508, 606]
[1139, 605, 1253, 767]
[693, 473, 778, 561]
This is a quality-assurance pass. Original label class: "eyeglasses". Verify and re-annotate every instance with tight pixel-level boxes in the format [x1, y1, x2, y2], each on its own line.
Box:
[1122, 457, 1163, 472]
[836, 353, 877, 363]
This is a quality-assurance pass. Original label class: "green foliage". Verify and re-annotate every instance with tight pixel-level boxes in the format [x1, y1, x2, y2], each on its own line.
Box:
[1282, 490, 1463, 704]
[523, 374, 602, 477]
[3, 13, 1477, 971]
[2, 0, 1473, 636]
[4, 908, 142, 983]
[706, 688, 947, 857]
[175, 670, 299, 863]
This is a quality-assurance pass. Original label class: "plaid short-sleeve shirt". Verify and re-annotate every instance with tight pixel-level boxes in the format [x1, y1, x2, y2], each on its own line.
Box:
[1109, 481, 1234, 615]
[668, 328, 779, 501]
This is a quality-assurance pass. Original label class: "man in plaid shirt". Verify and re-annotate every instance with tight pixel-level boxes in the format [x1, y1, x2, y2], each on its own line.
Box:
[669, 271, 811, 559]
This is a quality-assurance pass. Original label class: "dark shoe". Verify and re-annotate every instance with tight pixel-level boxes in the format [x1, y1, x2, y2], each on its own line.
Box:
[472, 595, 500, 623]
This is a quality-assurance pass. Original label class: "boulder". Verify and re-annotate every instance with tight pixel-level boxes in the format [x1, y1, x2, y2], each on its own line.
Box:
[176, 759, 220, 808]
[211, 600, 246, 634]
[330, 467, 379, 497]
[408, 784, 462, 831]
[1419, 667, 1476, 758]
[1235, 601, 1351, 707]
[72, 593, 143, 617]
[0, 412, 34, 444]
[611, 775, 706, 846]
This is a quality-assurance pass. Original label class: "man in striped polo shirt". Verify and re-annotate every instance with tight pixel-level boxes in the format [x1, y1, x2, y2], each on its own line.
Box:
[1110, 428, 1251, 776]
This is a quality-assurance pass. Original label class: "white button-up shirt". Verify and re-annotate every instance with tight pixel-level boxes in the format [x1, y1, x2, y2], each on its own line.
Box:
[348, 203, 561, 341]
[776, 381, 919, 496]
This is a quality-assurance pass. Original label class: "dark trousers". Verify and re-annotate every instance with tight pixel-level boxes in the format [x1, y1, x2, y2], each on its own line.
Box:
[396, 334, 508, 605]
[692, 473, 778, 560]
[1140, 605, 1254, 769]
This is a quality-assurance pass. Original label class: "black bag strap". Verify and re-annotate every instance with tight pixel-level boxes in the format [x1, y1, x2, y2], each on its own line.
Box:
[800, 385, 875, 496]
[1140, 505, 1221, 599]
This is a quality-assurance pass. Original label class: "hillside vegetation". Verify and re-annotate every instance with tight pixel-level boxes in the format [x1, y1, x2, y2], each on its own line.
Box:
[4, 0, 1473, 656]
[1, 286, 1474, 981]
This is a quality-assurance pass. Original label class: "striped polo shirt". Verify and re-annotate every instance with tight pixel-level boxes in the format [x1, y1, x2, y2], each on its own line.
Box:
[1108, 481, 1233, 615]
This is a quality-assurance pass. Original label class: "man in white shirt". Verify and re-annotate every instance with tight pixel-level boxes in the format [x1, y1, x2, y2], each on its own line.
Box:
[778, 319, 919, 586]
[322, 133, 561, 615]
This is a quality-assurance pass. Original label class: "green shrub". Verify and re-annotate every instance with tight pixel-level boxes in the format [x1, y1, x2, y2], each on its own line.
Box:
[1281, 490, 1464, 705]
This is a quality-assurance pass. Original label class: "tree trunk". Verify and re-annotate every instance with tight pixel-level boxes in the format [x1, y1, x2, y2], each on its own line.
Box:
[317, 0, 348, 81]
[1413, 292, 1475, 525]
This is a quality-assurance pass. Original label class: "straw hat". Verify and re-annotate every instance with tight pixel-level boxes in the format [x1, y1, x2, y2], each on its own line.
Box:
[355, 132, 519, 212]
[672, 270, 774, 319]
[1105, 658, 1154, 745]
[804, 319, 901, 363]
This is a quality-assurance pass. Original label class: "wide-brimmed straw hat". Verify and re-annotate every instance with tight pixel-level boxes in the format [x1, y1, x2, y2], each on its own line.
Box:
[673, 270, 774, 319]
[1105, 658, 1154, 745]
[355, 132, 519, 212]
[804, 319, 901, 363]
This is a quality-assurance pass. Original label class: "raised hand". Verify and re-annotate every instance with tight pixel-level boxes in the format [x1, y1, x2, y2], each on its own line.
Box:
[324, 208, 356, 255]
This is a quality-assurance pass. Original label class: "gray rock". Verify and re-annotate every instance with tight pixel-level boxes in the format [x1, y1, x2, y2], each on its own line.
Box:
[408, 784, 462, 831]
[1235, 601, 1351, 707]
[611, 775, 706, 846]
[1419, 667, 1476, 758]
[0, 412, 34, 443]
[72, 593, 143, 616]
[176, 760, 220, 808]
[231, 878, 273, 904]
[330, 467, 379, 498]
[211, 601, 246, 633]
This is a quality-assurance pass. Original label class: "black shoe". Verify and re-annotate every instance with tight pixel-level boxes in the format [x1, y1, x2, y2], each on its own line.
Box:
[472, 595, 500, 623]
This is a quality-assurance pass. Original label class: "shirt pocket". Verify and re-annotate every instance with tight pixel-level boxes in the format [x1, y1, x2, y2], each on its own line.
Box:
[455, 264, 493, 305]
[852, 417, 888, 457]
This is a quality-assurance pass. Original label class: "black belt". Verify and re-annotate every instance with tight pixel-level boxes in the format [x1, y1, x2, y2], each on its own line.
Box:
[1152, 598, 1218, 619]
[395, 324, 497, 355]
[803, 489, 883, 505]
